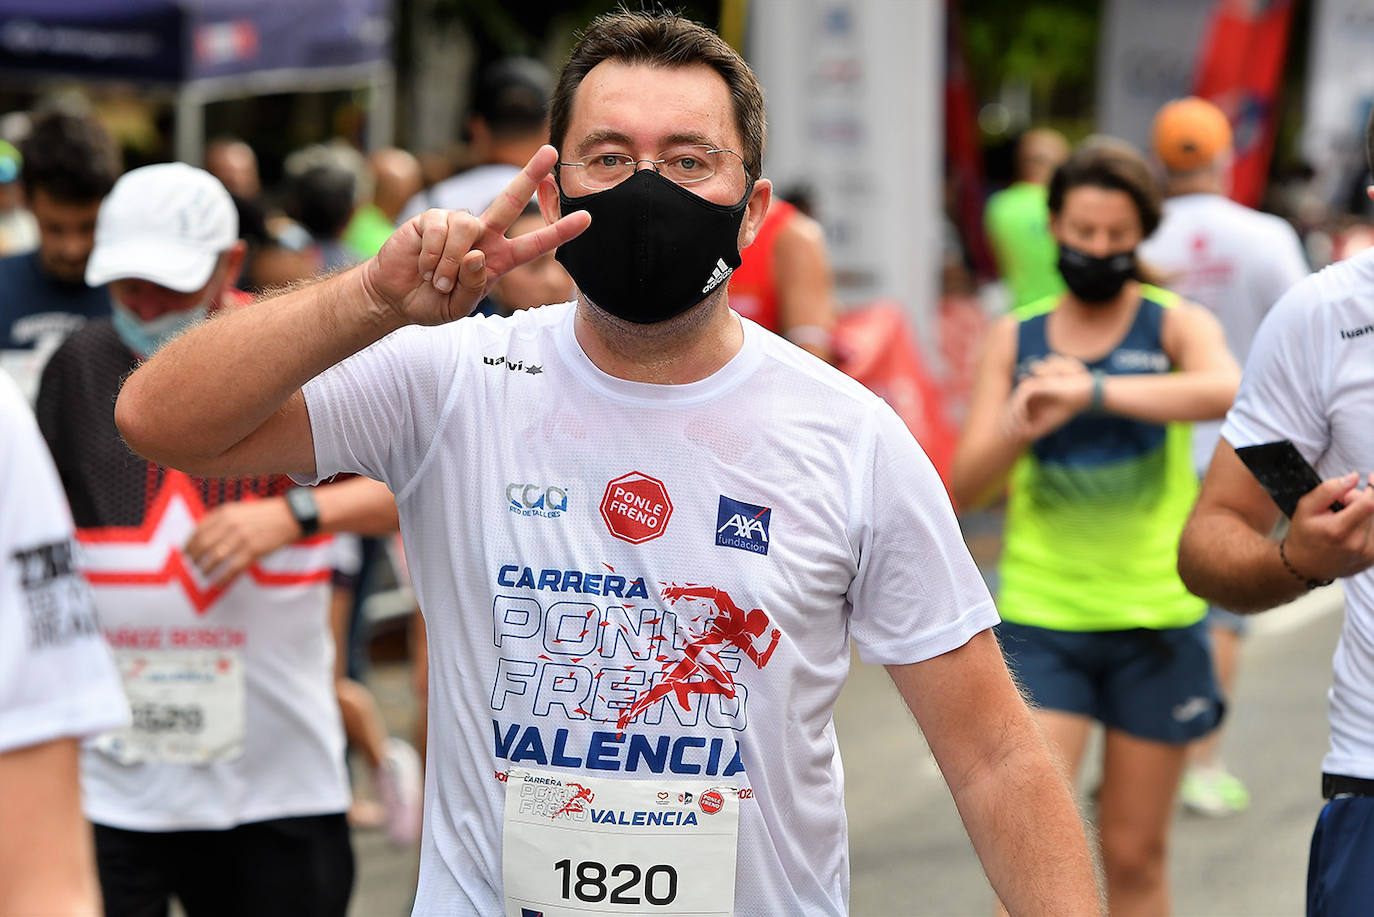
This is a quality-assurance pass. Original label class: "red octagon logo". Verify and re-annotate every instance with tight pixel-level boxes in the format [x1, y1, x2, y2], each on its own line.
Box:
[600, 472, 673, 544]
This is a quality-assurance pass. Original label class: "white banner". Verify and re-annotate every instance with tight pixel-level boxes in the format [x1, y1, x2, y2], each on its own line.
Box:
[1096, 0, 1214, 151]
[1302, 0, 1374, 207]
[747, 0, 942, 352]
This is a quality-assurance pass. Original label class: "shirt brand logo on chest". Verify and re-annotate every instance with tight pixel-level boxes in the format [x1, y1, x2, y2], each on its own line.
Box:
[507, 483, 569, 518]
[1109, 349, 1170, 373]
[483, 354, 543, 375]
[1340, 324, 1374, 340]
[600, 472, 673, 543]
[715, 496, 771, 555]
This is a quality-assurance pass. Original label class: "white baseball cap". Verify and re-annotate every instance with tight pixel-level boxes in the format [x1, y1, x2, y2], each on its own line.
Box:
[86, 162, 238, 293]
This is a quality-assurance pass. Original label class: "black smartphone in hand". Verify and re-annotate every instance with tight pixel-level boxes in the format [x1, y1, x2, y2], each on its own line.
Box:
[1234, 440, 1344, 518]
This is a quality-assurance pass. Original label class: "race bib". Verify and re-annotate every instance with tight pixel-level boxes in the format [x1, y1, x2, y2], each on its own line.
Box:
[503, 769, 739, 917]
[93, 649, 245, 765]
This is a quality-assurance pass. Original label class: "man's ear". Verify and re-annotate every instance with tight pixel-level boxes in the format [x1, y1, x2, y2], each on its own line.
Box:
[738, 178, 772, 250]
[224, 240, 248, 287]
[1365, 185, 1374, 203]
[537, 174, 562, 225]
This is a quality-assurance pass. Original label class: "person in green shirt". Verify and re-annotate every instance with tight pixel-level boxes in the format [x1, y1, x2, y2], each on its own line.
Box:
[984, 128, 1069, 313]
[344, 148, 423, 258]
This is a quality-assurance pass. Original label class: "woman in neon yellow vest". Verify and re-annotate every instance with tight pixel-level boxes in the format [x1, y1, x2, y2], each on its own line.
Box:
[952, 141, 1240, 917]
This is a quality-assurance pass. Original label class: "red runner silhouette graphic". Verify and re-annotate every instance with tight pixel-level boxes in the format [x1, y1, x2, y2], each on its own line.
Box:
[616, 585, 781, 733]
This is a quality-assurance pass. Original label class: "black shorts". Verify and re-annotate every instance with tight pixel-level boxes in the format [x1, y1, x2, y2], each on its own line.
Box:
[94, 812, 353, 917]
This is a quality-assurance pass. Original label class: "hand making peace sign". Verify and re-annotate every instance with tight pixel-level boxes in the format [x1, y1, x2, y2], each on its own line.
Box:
[362, 145, 591, 326]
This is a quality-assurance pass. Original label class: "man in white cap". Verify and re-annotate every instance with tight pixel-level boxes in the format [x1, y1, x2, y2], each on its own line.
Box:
[34, 163, 356, 917]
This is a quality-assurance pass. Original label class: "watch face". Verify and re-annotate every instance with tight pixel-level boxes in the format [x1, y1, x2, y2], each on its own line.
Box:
[286, 488, 319, 530]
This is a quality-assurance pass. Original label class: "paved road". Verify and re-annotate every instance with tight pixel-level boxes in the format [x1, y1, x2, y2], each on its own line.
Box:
[349, 586, 1345, 916]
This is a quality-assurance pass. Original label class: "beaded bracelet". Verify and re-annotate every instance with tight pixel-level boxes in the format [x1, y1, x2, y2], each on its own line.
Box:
[1279, 538, 1334, 590]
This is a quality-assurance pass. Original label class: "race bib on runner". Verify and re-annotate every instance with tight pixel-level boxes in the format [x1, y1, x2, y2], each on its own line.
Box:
[503, 769, 739, 917]
[93, 649, 245, 765]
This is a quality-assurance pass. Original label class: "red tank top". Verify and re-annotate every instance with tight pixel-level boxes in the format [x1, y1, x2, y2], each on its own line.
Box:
[728, 199, 797, 333]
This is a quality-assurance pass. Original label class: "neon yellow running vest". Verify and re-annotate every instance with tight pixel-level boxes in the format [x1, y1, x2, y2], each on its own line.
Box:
[998, 287, 1206, 631]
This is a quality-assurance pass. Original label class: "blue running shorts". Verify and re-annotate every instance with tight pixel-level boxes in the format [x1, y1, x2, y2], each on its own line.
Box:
[994, 618, 1223, 744]
[1308, 793, 1374, 916]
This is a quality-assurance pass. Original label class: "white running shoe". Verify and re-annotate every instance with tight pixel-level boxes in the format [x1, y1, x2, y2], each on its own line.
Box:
[376, 736, 423, 846]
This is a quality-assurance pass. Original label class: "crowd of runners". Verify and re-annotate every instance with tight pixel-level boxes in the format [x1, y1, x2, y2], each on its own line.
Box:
[4, 8, 1374, 917]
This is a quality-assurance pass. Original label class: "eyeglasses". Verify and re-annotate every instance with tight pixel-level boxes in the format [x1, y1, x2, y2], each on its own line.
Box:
[558, 145, 746, 192]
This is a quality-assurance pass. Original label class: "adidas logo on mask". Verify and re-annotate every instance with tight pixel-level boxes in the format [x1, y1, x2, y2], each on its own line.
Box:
[701, 258, 733, 294]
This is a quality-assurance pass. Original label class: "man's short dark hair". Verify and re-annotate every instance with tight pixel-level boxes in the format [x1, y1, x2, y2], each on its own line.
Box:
[473, 57, 553, 140]
[550, 9, 766, 180]
[19, 110, 120, 203]
[290, 165, 356, 240]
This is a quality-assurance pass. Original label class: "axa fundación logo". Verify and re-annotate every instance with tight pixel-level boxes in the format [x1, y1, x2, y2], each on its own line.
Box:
[715, 495, 771, 555]
[483, 354, 543, 375]
[507, 483, 568, 518]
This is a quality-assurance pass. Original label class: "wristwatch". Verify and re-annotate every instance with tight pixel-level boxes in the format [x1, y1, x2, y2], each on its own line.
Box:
[284, 487, 321, 537]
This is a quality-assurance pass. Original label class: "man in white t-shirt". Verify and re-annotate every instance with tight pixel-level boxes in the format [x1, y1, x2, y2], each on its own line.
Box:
[37, 163, 354, 916]
[397, 57, 553, 225]
[114, 11, 1101, 915]
[1139, 96, 1311, 817]
[1178, 111, 1374, 915]
[0, 370, 128, 915]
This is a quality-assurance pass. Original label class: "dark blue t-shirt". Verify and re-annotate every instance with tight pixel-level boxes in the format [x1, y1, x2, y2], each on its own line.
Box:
[0, 251, 109, 402]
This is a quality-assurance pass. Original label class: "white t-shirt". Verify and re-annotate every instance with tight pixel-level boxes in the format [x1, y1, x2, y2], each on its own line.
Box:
[299, 302, 999, 914]
[1139, 192, 1309, 474]
[397, 163, 521, 225]
[78, 476, 350, 831]
[0, 373, 127, 755]
[1220, 246, 1374, 780]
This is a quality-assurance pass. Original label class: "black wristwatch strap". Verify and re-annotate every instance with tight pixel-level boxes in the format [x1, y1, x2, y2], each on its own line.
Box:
[284, 487, 321, 537]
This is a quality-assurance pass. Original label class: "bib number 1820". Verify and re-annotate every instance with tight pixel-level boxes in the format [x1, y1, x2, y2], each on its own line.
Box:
[553, 859, 678, 906]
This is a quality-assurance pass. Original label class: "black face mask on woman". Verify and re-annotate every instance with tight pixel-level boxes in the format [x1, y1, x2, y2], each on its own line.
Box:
[555, 169, 752, 324]
[1057, 244, 1137, 304]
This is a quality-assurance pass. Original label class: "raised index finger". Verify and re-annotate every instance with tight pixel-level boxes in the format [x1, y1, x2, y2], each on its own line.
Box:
[505, 210, 592, 269]
[481, 144, 561, 234]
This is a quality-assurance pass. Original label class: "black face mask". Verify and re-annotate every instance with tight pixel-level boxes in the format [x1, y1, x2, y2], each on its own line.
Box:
[1057, 244, 1137, 304]
[555, 169, 752, 324]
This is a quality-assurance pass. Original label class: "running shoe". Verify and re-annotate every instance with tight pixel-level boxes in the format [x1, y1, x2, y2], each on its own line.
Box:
[1180, 765, 1250, 817]
[376, 736, 424, 846]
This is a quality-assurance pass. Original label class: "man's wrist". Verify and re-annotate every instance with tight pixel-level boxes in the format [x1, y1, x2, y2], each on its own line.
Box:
[284, 487, 321, 537]
[355, 262, 411, 336]
[1279, 537, 1334, 590]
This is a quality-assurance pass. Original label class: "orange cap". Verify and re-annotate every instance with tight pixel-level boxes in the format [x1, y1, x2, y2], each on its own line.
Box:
[1151, 97, 1233, 172]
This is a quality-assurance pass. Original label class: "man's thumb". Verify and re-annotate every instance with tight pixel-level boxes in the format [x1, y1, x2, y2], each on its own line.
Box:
[1305, 471, 1360, 510]
[458, 250, 487, 293]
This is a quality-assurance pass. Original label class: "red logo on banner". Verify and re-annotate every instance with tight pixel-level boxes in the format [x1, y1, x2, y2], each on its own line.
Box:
[600, 472, 673, 543]
[699, 790, 725, 815]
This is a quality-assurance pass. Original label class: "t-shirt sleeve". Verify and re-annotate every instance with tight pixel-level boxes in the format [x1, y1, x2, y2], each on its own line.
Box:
[0, 374, 128, 755]
[295, 324, 465, 495]
[1220, 275, 1328, 461]
[846, 402, 999, 665]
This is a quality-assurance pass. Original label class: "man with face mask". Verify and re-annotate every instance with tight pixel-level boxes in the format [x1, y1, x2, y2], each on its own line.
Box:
[34, 163, 358, 917]
[113, 11, 1101, 915]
